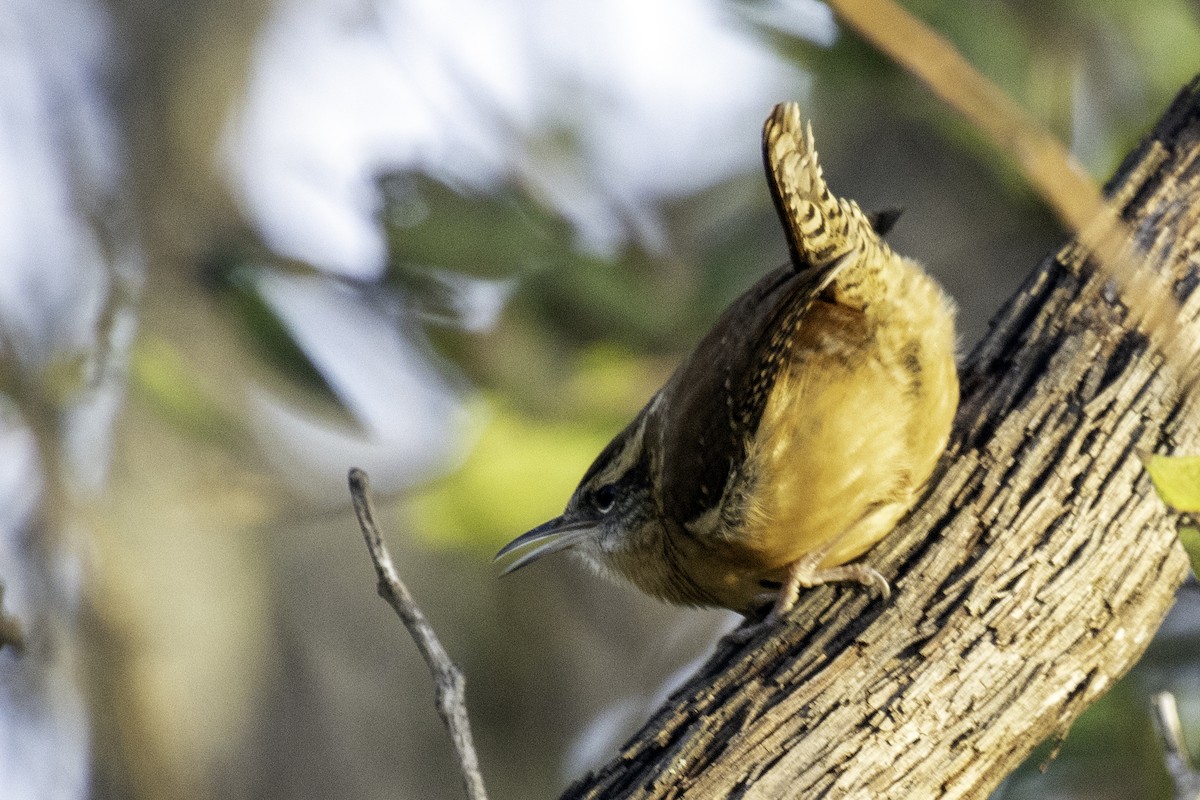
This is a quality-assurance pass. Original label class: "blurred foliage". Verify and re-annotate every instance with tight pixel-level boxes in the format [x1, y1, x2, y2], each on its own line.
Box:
[1145, 453, 1200, 579]
[213, 261, 341, 403]
[122, 2, 1200, 799]
[1000, 675, 1173, 799]
[1181, 526, 1200, 581]
[405, 344, 671, 549]
[130, 337, 242, 448]
[1145, 453, 1200, 513]
[749, 0, 1200, 190]
[379, 171, 750, 356]
[404, 396, 611, 550]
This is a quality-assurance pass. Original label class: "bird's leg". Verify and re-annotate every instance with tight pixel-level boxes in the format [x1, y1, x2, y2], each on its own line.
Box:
[772, 550, 891, 619]
[724, 507, 895, 644]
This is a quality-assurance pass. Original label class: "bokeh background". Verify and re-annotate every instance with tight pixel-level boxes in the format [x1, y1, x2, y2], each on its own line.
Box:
[2, 0, 1199, 798]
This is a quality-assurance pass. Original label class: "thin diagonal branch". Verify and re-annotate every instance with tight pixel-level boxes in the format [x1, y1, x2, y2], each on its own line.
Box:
[1153, 692, 1200, 800]
[348, 467, 489, 800]
[0, 584, 23, 654]
[829, 0, 1199, 387]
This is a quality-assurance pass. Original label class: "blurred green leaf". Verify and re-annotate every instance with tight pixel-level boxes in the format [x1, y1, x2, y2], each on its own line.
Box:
[1112, 0, 1200, 103]
[218, 264, 342, 406]
[1144, 453, 1200, 512]
[41, 351, 90, 406]
[380, 172, 574, 280]
[1178, 526, 1200, 579]
[131, 337, 240, 445]
[404, 394, 617, 551]
[565, 343, 667, 422]
[380, 171, 718, 354]
[1143, 453, 1200, 577]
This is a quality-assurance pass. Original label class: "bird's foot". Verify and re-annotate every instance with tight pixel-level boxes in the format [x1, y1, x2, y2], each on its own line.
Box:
[722, 557, 891, 645]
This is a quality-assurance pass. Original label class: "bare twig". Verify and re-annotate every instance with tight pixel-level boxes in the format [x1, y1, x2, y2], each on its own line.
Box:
[1153, 692, 1200, 800]
[347, 467, 489, 800]
[0, 584, 23, 653]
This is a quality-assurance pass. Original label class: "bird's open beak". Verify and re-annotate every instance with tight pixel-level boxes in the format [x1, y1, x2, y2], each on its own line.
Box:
[494, 516, 595, 575]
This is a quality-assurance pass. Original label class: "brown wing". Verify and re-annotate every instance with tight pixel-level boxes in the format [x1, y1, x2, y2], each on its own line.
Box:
[655, 264, 839, 526]
[655, 103, 879, 526]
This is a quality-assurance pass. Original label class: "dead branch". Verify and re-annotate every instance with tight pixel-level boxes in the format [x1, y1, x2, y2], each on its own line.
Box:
[1152, 692, 1200, 800]
[348, 467, 489, 800]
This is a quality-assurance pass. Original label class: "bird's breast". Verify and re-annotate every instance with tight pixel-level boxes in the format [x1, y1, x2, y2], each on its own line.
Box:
[676, 288, 957, 610]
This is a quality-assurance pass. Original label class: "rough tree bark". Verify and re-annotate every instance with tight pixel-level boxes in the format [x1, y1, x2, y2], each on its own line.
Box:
[562, 78, 1200, 799]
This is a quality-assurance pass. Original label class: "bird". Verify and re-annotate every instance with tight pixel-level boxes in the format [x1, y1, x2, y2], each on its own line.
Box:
[495, 103, 958, 625]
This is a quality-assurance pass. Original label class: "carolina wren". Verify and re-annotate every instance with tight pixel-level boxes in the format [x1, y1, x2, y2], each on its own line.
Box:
[496, 103, 958, 621]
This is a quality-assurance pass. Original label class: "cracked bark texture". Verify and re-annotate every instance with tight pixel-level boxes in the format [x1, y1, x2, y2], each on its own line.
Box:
[562, 77, 1200, 799]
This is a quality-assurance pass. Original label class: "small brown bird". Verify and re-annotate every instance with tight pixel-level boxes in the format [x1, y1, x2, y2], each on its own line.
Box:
[496, 103, 958, 622]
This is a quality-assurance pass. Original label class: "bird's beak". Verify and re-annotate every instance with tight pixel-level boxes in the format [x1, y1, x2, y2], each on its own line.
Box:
[494, 516, 595, 575]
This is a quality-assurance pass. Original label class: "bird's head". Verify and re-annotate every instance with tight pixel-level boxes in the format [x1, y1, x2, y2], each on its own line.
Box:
[495, 407, 663, 580]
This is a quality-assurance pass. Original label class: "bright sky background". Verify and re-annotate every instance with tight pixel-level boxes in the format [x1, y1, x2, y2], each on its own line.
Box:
[218, 0, 833, 495]
[225, 0, 830, 277]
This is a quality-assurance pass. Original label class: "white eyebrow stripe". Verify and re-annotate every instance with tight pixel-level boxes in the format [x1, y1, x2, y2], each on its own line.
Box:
[591, 413, 649, 488]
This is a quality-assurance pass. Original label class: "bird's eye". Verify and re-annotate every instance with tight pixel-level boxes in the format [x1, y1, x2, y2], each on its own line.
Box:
[594, 484, 617, 513]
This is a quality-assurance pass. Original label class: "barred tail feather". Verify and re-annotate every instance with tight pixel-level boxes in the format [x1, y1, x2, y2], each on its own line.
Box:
[762, 102, 891, 273]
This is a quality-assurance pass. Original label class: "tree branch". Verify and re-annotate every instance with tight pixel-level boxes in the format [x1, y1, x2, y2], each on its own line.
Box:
[1152, 692, 1200, 800]
[0, 584, 22, 654]
[562, 78, 1200, 800]
[348, 468, 489, 800]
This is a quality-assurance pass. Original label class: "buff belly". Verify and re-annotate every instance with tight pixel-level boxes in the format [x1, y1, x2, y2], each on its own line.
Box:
[690, 299, 957, 611]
